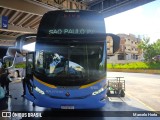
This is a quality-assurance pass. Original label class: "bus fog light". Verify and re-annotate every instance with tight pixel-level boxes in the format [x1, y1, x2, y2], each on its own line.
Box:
[35, 87, 45, 95]
[92, 88, 104, 96]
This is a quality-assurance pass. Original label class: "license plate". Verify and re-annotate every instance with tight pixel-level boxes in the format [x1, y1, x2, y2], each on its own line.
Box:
[61, 106, 74, 109]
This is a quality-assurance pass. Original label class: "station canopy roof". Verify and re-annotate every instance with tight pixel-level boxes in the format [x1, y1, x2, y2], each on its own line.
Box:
[0, 0, 155, 46]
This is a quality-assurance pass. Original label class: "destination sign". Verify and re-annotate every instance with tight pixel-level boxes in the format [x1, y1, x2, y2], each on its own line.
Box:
[49, 29, 96, 35]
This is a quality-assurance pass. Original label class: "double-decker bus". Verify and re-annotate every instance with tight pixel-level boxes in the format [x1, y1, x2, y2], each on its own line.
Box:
[24, 10, 120, 109]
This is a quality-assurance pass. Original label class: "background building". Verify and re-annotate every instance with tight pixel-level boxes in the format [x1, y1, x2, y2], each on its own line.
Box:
[107, 34, 142, 63]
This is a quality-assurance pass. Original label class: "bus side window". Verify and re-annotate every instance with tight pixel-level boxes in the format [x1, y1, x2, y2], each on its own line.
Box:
[26, 52, 34, 77]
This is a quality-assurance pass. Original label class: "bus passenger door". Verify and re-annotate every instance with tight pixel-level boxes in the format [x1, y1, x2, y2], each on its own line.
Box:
[26, 52, 35, 97]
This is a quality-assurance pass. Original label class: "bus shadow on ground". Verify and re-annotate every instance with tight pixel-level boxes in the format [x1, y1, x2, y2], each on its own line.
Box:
[2, 82, 158, 120]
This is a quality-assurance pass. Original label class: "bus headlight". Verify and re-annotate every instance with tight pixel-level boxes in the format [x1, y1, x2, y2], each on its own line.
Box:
[92, 85, 107, 96]
[35, 87, 45, 95]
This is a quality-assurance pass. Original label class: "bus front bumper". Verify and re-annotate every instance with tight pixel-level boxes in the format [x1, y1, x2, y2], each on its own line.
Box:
[26, 90, 107, 109]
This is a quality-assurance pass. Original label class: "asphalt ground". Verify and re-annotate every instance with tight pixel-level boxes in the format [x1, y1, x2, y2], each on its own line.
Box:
[107, 72, 160, 112]
[0, 72, 160, 120]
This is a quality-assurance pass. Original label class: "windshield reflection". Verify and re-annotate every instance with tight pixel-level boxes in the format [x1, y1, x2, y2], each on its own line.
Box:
[35, 41, 106, 86]
[36, 52, 85, 79]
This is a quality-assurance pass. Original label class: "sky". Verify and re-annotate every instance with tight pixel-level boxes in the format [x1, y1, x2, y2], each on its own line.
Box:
[105, 0, 160, 43]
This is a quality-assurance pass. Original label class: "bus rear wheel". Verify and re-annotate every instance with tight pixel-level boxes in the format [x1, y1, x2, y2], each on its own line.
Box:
[120, 90, 125, 97]
[107, 90, 111, 97]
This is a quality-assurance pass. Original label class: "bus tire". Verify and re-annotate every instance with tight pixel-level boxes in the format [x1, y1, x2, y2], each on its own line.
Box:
[32, 103, 35, 107]
[107, 90, 111, 97]
[120, 90, 125, 97]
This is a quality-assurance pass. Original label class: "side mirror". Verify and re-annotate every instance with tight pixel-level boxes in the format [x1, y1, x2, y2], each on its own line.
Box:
[106, 33, 120, 55]
[15, 34, 36, 53]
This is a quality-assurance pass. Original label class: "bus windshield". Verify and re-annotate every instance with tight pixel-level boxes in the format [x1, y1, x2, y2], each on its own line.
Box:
[35, 41, 106, 86]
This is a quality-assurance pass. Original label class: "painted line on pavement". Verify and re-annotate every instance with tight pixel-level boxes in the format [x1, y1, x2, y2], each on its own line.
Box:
[12, 79, 21, 83]
[126, 92, 160, 114]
